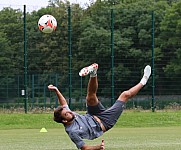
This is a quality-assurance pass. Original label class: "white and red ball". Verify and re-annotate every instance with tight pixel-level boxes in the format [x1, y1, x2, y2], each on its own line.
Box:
[38, 14, 57, 33]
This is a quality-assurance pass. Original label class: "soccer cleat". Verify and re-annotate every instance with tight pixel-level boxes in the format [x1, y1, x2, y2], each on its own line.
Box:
[140, 65, 151, 85]
[79, 63, 98, 77]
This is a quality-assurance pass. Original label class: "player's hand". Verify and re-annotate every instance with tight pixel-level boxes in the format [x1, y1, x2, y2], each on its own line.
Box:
[101, 139, 105, 150]
[48, 84, 57, 91]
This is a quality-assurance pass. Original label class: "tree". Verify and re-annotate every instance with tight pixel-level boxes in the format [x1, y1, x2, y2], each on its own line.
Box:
[157, 1, 181, 94]
[159, 1, 181, 74]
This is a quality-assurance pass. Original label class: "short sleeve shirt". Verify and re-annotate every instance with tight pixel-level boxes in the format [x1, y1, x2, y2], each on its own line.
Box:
[63, 105, 103, 149]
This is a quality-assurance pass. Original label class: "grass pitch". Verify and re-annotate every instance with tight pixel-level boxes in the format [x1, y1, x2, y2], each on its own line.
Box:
[0, 127, 181, 150]
[0, 110, 180, 149]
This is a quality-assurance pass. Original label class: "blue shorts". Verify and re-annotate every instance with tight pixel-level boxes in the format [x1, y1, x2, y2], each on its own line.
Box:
[87, 100, 125, 131]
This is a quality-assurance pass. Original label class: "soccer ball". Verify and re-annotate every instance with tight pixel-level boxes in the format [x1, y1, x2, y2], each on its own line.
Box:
[38, 14, 57, 33]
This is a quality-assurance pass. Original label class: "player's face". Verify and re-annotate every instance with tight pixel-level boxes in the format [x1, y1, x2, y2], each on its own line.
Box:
[61, 109, 75, 122]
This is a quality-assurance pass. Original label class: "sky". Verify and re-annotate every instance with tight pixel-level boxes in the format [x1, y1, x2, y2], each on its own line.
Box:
[0, 0, 96, 12]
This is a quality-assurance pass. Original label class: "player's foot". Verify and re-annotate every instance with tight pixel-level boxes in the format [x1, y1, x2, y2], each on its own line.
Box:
[79, 63, 98, 77]
[140, 65, 151, 85]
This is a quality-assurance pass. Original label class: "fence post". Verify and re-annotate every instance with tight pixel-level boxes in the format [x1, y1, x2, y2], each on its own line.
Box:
[68, 6, 72, 109]
[43, 83, 46, 110]
[32, 74, 35, 109]
[55, 74, 58, 107]
[111, 9, 115, 105]
[152, 11, 155, 112]
[23, 5, 28, 113]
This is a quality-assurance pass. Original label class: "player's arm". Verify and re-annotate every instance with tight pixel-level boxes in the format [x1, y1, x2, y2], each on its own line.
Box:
[68, 131, 105, 150]
[81, 144, 104, 150]
[81, 140, 104, 150]
[48, 84, 67, 106]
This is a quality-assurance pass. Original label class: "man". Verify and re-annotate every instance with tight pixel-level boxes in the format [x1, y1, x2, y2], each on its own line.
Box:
[48, 63, 151, 150]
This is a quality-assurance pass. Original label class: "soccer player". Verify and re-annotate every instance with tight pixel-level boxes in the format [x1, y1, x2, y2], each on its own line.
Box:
[48, 63, 151, 150]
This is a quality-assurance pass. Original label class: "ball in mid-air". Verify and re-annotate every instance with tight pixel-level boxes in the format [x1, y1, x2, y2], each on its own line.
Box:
[38, 14, 57, 33]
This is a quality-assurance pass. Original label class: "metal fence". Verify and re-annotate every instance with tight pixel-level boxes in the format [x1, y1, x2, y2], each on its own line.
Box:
[0, 2, 180, 112]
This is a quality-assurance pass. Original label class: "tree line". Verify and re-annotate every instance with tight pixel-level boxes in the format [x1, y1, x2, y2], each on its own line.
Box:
[0, 0, 180, 99]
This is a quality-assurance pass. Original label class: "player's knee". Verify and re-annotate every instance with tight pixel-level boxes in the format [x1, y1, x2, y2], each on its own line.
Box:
[118, 91, 131, 102]
[86, 94, 98, 106]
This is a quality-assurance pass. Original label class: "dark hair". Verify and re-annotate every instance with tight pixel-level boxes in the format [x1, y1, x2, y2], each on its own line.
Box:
[53, 106, 64, 123]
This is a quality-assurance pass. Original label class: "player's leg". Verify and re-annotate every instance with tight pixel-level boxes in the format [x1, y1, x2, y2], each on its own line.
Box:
[95, 65, 151, 131]
[79, 63, 99, 106]
[86, 76, 99, 106]
[118, 65, 151, 103]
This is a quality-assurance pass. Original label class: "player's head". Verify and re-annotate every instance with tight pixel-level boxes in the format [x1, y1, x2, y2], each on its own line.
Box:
[54, 106, 75, 124]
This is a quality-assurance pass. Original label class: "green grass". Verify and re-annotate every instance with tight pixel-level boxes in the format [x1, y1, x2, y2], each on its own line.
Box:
[0, 110, 181, 129]
[115, 110, 181, 128]
[0, 110, 181, 149]
[0, 127, 180, 150]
